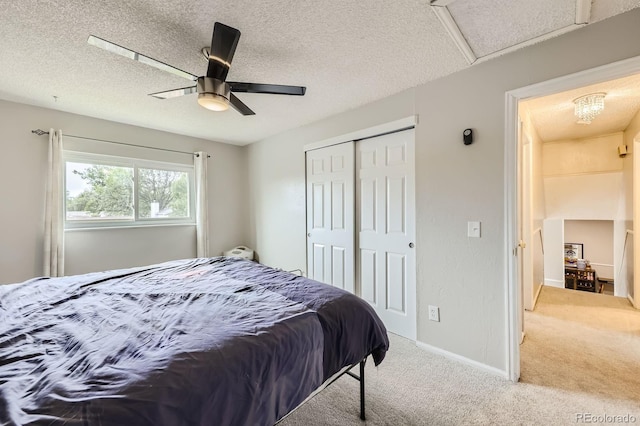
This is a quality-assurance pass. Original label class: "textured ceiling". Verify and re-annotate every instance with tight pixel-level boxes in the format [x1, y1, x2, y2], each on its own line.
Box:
[520, 73, 640, 142]
[0, 0, 639, 145]
[448, 0, 577, 57]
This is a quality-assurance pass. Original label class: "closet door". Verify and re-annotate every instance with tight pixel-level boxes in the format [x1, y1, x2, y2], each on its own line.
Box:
[357, 129, 416, 340]
[306, 142, 355, 293]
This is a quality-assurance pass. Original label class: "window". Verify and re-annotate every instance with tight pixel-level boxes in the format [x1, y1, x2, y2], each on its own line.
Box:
[64, 152, 195, 228]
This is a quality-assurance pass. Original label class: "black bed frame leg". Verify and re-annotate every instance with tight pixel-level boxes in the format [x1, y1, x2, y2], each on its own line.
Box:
[359, 358, 366, 421]
[344, 356, 368, 421]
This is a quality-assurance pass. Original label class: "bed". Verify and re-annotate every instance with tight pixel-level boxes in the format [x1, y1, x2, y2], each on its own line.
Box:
[0, 257, 389, 425]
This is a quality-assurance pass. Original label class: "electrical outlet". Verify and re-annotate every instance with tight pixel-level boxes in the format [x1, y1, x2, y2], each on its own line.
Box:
[428, 305, 440, 322]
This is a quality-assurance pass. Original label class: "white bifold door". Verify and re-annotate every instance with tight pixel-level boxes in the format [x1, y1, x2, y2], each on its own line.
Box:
[306, 142, 355, 293]
[305, 130, 416, 340]
[357, 130, 416, 340]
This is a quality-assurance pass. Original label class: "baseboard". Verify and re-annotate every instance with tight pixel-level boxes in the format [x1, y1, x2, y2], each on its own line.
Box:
[532, 282, 543, 309]
[415, 341, 509, 379]
[544, 279, 564, 288]
[629, 294, 636, 308]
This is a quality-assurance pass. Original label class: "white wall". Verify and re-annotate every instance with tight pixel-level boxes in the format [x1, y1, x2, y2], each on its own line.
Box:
[65, 226, 197, 275]
[543, 219, 565, 288]
[543, 133, 624, 176]
[624, 106, 640, 303]
[564, 220, 614, 278]
[544, 172, 624, 219]
[623, 111, 639, 222]
[0, 100, 248, 284]
[247, 9, 640, 372]
[543, 133, 624, 220]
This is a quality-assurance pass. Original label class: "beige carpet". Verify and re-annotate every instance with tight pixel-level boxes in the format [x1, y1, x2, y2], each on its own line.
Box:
[281, 286, 640, 425]
[520, 286, 640, 404]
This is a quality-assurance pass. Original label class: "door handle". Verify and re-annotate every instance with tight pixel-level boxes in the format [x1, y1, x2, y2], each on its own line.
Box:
[409, 242, 414, 248]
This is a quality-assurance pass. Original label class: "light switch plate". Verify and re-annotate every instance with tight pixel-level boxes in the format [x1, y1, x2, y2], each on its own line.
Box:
[468, 221, 481, 238]
[428, 305, 440, 322]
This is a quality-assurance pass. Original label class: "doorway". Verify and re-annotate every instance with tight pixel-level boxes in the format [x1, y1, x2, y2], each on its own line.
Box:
[505, 55, 640, 381]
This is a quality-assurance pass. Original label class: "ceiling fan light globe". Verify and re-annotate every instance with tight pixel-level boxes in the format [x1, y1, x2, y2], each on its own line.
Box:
[197, 93, 229, 111]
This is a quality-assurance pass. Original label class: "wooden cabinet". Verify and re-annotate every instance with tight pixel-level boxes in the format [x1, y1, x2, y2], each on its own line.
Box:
[564, 266, 599, 293]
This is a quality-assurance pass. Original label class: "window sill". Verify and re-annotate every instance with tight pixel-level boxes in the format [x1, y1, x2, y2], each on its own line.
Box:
[64, 222, 196, 232]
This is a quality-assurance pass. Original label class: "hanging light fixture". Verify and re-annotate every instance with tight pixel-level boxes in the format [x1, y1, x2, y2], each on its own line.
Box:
[573, 92, 606, 124]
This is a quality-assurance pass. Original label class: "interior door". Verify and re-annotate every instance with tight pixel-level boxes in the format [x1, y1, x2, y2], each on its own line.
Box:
[632, 139, 639, 307]
[357, 129, 416, 340]
[517, 120, 525, 341]
[305, 142, 355, 293]
[522, 137, 535, 312]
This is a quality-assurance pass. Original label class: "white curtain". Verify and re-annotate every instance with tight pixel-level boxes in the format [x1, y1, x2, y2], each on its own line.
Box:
[44, 129, 64, 277]
[194, 151, 209, 257]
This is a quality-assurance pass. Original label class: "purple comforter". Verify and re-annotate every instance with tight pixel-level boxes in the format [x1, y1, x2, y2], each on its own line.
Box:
[0, 257, 388, 425]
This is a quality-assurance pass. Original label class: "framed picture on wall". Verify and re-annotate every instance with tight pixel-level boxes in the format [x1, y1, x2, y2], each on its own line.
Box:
[564, 243, 583, 265]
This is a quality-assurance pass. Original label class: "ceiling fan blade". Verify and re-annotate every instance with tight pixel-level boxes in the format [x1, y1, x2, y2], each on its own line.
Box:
[149, 86, 198, 99]
[229, 93, 255, 116]
[206, 22, 241, 81]
[88, 35, 197, 81]
[227, 82, 306, 96]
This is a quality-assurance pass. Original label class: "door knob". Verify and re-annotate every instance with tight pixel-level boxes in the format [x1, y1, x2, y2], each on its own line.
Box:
[409, 242, 414, 248]
[307, 233, 311, 238]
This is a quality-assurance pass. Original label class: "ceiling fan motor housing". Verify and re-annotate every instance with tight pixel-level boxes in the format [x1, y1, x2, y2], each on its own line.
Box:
[197, 77, 230, 110]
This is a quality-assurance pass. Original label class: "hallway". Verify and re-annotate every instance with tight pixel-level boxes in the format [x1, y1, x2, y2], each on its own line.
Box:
[521, 286, 640, 403]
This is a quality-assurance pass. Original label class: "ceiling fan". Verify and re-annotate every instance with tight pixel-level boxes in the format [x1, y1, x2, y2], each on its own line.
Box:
[87, 22, 306, 115]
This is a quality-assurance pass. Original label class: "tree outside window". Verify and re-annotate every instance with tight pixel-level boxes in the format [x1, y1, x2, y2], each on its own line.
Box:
[65, 155, 192, 226]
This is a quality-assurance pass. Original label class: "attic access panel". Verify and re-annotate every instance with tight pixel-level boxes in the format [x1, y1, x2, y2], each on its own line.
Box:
[447, 0, 576, 58]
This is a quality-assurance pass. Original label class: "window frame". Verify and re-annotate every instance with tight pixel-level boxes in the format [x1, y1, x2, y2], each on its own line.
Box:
[64, 151, 196, 230]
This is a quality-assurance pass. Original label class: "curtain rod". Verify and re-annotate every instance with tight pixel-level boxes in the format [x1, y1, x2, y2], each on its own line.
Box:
[31, 129, 210, 158]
